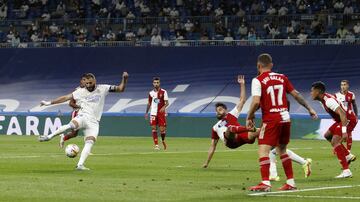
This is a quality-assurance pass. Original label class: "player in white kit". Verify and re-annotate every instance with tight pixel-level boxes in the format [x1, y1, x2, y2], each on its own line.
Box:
[39, 72, 129, 170]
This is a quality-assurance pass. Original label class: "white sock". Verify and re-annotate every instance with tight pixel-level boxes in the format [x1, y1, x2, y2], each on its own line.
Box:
[287, 149, 306, 165]
[286, 178, 295, 187]
[47, 122, 75, 139]
[262, 180, 271, 186]
[77, 140, 94, 166]
[269, 149, 278, 177]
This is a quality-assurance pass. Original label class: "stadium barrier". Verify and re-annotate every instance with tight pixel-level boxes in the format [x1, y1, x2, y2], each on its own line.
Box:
[3, 38, 360, 48]
[1, 112, 358, 140]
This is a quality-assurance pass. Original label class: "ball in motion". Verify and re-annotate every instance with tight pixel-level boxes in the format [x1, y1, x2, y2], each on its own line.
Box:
[65, 144, 80, 158]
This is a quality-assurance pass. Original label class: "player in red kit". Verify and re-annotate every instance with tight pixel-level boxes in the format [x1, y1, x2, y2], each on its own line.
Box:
[335, 80, 358, 151]
[247, 54, 317, 192]
[202, 75, 259, 168]
[59, 74, 87, 148]
[145, 77, 169, 150]
[311, 81, 357, 178]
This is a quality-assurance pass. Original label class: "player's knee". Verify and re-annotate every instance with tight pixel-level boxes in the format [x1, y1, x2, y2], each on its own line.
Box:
[70, 120, 78, 129]
[85, 136, 96, 143]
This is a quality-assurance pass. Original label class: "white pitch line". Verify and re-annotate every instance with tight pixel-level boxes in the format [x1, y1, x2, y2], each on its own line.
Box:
[265, 194, 360, 200]
[248, 185, 360, 196]
[0, 146, 326, 159]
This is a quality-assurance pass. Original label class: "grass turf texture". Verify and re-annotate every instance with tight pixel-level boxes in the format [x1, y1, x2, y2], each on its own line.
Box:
[0, 135, 359, 202]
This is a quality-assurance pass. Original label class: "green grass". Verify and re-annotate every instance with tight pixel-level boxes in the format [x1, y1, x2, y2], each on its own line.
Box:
[0, 136, 359, 202]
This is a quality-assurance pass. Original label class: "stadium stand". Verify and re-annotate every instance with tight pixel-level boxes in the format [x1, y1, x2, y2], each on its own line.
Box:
[0, 0, 359, 45]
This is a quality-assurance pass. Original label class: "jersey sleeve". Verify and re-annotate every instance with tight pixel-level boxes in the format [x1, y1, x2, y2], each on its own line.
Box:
[325, 98, 340, 112]
[72, 88, 82, 100]
[352, 93, 356, 100]
[100, 84, 112, 95]
[251, 78, 261, 96]
[163, 90, 169, 101]
[211, 128, 219, 140]
[284, 76, 295, 93]
[229, 107, 241, 118]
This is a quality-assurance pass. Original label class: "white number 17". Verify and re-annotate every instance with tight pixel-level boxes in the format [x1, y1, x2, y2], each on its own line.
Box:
[267, 85, 284, 106]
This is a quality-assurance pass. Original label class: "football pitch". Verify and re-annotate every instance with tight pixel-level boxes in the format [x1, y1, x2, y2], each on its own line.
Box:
[0, 136, 359, 202]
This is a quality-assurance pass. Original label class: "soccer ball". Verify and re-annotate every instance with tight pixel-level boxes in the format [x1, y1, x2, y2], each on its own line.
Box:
[65, 144, 80, 158]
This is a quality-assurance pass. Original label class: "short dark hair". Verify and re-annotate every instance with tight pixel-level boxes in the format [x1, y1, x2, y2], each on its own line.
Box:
[215, 102, 227, 110]
[257, 53, 273, 66]
[341, 80, 349, 85]
[153, 77, 160, 81]
[311, 81, 326, 93]
[82, 73, 96, 79]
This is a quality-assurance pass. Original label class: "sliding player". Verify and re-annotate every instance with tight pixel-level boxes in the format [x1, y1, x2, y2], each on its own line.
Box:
[311, 81, 357, 178]
[39, 72, 129, 170]
[335, 80, 358, 151]
[145, 77, 169, 150]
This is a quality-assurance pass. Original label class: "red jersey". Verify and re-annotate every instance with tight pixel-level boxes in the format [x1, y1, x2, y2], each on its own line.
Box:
[320, 93, 357, 122]
[251, 71, 295, 122]
[148, 88, 168, 116]
[335, 91, 356, 115]
[211, 107, 241, 141]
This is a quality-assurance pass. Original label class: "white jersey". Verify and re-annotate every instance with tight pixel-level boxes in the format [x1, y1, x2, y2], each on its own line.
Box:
[72, 84, 113, 121]
[211, 107, 241, 142]
[148, 88, 168, 116]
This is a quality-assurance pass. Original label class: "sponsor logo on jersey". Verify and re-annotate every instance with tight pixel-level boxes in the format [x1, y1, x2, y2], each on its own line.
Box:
[154, 98, 160, 104]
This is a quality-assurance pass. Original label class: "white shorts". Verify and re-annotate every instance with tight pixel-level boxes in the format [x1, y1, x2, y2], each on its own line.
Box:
[72, 114, 99, 140]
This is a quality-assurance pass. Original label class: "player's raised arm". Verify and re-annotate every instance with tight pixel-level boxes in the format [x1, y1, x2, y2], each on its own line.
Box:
[203, 138, 218, 168]
[236, 75, 246, 112]
[246, 78, 261, 128]
[289, 90, 317, 119]
[113, 72, 129, 92]
[40, 93, 73, 106]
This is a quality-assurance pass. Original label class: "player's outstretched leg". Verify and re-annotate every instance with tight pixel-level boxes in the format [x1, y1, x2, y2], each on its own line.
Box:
[76, 136, 95, 171]
[346, 133, 352, 151]
[269, 149, 280, 181]
[286, 149, 312, 178]
[160, 126, 167, 150]
[60, 130, 79, 148]
[39, 121, 77, 142]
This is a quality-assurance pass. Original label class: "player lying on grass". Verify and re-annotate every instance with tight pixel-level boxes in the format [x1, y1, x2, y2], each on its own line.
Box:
[39, 72, 129, 170]
[58, 74, 87, 148]
[311, 81, 357, 178]
[202, 75, 312, 180]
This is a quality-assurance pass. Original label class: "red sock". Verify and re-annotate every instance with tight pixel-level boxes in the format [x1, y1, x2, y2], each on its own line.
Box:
[280, 154, 294, 179]
[152, 130, 158, 145]
[334, 144, 349, 170]
[63, 135, 70, 141]
[346, 134, 352, 151]
[228, 125, 248, 133]
[259, 157, 270, 181]
[161, 132, 166, 141]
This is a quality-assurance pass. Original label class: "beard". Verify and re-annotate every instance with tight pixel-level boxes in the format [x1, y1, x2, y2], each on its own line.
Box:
[86, 85, 95, 92]
[216, 114, 225, 120]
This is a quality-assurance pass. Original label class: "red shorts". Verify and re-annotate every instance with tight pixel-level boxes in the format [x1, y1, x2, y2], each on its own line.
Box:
[71, 110, 78, 119]
[258, 121, 291, 147]
[225, 132, 255, 149]
[150, 114, 166, 127]
[328, 119, 358, 137]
